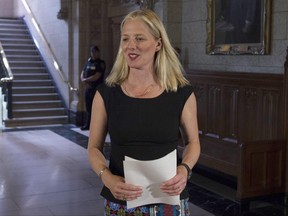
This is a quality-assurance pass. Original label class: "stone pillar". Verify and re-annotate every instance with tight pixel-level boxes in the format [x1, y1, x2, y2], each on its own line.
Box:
[69, 0, 114, 126]
[68, 0, 92, 126]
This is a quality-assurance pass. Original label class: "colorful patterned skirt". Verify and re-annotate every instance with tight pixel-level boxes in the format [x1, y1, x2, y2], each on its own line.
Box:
[104, 199, 191, 216]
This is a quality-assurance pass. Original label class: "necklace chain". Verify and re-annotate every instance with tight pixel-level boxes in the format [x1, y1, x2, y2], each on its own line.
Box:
[123, 82, 155, 97]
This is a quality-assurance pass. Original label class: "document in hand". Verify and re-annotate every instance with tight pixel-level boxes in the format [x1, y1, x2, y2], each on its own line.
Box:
[123, 149, 180, 209]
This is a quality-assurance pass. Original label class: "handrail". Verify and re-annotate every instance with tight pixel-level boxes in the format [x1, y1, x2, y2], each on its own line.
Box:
[0, 42, 13, 83]
[21, 0, 78, 93]
[0, 41, 13, 119]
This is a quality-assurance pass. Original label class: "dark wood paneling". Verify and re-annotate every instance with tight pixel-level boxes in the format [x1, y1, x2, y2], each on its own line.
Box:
[284, 48, 288, 195]
[206, 84, 221, 138]
[187, 70, 286, 200]
[223, 86, 239, 140]
[238, 140, 286, 198]
[188, 70, 285, 143]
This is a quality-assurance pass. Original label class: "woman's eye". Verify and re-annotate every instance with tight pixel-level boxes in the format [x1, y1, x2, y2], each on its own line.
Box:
[135, 37, 143, 41]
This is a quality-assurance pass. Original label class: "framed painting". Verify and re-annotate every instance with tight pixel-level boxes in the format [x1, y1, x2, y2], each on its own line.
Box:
[206, 0, 272, 55]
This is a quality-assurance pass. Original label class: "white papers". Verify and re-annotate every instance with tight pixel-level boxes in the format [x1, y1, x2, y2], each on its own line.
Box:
[123, 149, 180, 209]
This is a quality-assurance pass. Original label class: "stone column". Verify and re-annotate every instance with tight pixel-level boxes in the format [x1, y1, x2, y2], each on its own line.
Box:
[69, 0, 92, 126]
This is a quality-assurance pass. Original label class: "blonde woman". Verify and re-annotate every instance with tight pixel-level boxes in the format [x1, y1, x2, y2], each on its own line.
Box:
[88, 9, 200, 215]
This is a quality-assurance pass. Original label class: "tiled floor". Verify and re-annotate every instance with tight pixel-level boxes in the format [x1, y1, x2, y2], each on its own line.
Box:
[0, 125, 214, 216]
[0, 124, 287, 216]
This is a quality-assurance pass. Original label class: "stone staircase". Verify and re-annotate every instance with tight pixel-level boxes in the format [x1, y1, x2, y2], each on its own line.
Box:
[0, 18, 69, 127]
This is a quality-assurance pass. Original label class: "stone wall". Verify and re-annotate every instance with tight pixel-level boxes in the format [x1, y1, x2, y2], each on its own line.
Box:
[163, 0, 288, 74]
[0, 0, 14, 17]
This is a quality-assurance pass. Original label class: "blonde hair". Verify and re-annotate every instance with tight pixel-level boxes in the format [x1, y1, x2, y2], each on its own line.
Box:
[106, 9, 189, 91]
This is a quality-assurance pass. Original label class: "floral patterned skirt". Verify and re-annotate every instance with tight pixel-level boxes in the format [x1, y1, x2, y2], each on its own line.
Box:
[104, 199, 191, 216]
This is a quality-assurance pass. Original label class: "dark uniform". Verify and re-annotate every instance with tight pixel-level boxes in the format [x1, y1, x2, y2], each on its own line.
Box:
[82, 56, 106, 129]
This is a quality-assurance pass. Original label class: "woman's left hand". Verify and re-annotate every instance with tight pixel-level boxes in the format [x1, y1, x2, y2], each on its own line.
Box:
[160, 166, 188, 196]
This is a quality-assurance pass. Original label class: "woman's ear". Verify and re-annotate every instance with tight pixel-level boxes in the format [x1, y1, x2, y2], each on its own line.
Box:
[155, 38, 162, 51]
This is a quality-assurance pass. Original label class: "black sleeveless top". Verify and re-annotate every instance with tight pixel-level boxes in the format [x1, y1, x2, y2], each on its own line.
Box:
[97, 83, 194, 205]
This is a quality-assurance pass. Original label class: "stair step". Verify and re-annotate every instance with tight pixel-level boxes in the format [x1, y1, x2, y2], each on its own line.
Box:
[13, 80, 53, 87]
[0, 33, 30, 40]
[0, 30, 29, 37]
[13, 93, 59, 101]
[13, 86, 56, 94]
[0, 22, 26, 29]
[6, 55, 42, 61]
[13, 108, 67, 118]
[2, 44, 37, 50]
[0, 38, 34, 45]
[13, 100, 64, 109]
[0, 18, 23, 24]
[4, 49, 39, 56]
[4, 116, 69, 127]
[11, 67, 46, 73]
[13, 73, 50, 80]
[9, 61, 44, 67]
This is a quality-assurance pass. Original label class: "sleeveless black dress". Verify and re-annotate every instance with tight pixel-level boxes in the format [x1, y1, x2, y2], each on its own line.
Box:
[97, 83, 194, 205]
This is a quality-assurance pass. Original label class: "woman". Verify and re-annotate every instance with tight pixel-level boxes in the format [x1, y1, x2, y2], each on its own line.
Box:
[87, 9, 200, 215]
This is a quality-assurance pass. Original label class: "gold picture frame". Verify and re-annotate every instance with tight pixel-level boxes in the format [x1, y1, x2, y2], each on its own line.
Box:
[206, 0, 272, 55]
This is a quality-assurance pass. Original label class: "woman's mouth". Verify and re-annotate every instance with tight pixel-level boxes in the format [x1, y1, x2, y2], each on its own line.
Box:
[128, 53, 139, 60]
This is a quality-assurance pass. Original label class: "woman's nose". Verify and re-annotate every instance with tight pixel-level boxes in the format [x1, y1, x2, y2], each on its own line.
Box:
[127, 39, 136, 49]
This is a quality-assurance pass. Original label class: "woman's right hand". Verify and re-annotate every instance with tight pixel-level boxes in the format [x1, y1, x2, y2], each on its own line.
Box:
[103, 173, 143, 201]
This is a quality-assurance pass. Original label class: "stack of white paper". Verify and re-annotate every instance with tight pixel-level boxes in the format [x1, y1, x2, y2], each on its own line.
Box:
[123, 149, 180, 209]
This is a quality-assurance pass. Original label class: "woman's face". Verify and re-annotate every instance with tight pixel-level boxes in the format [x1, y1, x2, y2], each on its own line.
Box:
[121, 19, 161, 71]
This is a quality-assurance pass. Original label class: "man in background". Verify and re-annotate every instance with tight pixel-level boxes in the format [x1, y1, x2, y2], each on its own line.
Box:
[80, 45, 106, 130]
